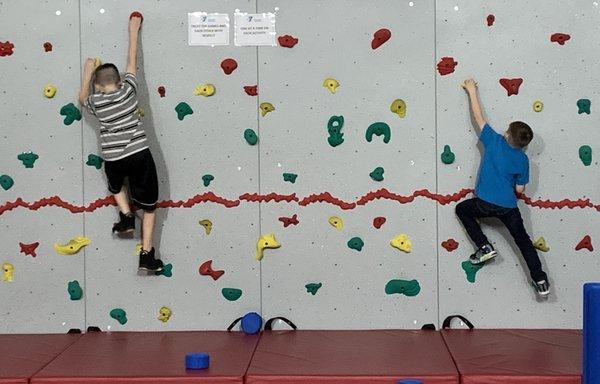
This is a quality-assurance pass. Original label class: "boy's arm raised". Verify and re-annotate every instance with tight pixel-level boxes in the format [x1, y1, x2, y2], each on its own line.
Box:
[79, 58, 95, 105]
[126, 15, 142, 76]
[462, 79, 487, 132]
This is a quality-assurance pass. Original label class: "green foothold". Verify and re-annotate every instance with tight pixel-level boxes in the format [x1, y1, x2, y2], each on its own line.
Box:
[305, 282, 322, 295]
[60, 103, 82, 125]
[347, 237, 364, 252]
[202, 174, 214, 187]
[222, 288, 243, 301]
[365, 122, 391, 144]
[283, 173, 298, 183]
[17, 152, 39, 168]
[0, 175, 14, 190]
[244, 129, 259, 145]
[327, 115, 345, 147]
[369, 166, 385, 181]
[577, 98, 591, 114]
[175, 102, 193, 120]
[155, 263, 173, 277]
[579, 145, 592, 166]
[441, 145, 456, 164]
[461, 260, 483, 283]
[385, 279, 421, 297]
[85, 154, 104, 169]
[67, 280, 83, 300]
[109, 308, 127, 325]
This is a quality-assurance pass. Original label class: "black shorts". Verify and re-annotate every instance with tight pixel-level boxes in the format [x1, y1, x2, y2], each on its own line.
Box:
[104, 149, 159, 211]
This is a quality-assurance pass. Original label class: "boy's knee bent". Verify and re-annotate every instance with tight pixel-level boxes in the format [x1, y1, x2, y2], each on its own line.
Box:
[455, 201, 467, 217]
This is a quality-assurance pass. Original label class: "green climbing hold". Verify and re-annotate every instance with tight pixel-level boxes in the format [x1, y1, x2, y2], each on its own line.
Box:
[67, 280, 83, 300]
[86, 154, 104, 169]
[155, 263, 173, 277]
[347, 237, 364, 252]
[17, 152, 39, 168]
[202, 174, 214, 187]
[0, 175, 14, 191]
[109, 308, 128, 325]
[365, 122, 391, 144]
[441, 145, 456, 164]
[577, 98, 591, 114]
[327, 115, 344, 147]
[60, 103, 82, 125]
[385, 279, 421, 297]
[283, 173, 298, 183]
[369, 166, 385, 181]
[222, 288, 243, 301]
[175, 102, 193, 120]
[461, 260, 483, 283]
[305, 282, 322, 295]
[579, 145, 592, 166]
[244, 129, 259, 145]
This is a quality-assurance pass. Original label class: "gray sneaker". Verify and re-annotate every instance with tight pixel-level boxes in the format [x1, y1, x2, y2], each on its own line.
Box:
[533, 280, 550, 297]
[469, 243, 497, 264]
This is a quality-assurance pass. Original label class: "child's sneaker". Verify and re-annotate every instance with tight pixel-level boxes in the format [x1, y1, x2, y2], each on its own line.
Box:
[138, 248, 164, 272]
[112, 212, 135, 234]
[533, 280, 550, 297]
[469, 243, 497, 264]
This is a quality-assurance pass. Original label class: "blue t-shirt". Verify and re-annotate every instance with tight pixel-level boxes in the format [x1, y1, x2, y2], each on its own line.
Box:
[475, 124, 529, 208]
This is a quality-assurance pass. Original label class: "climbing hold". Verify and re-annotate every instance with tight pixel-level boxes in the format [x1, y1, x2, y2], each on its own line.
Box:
[579, 145, 592, 166]
[499, 78, 523, 97]
[260, 102, 275, 117]
[347, 237, 364, 252]
[441, 239, 459, 252]
[385, 279, 421, 297]
[532, 100, 543, 113]
[576, 235, 593, 252]
[373, 217, 386, 229]
[199, 219, 213, 235]
[155, 263, 173, 277]
[391, 234, 412, 253]
[158, 306, 172, 322]
[136, 107, 144, 117]
[278, 34, 299, 48]
[222, 288, 243, 301]
[175, 102, 193, 121]
[305, 282, 322, 295]
[94, 58, 102, 67]
[533, 237, 549, 252]
[462, 260, 483, 283]
[440, 145, 455, 164]
[129, 11, 143, 22]
[437, 57, 458, 76]
[550, 33, 571, 45]
[0, 41, 14, 57]
[390, 99, 407, 118]
[371, 28, 391, 49]
[577, 99, 591, 115]
[486, 14, 495, 26]
[220, 58, 238, 75]
[44, 84, 57, 98]
[202, 174, 214, 187]
[199, 260, 225, 280]
[194, 83, 216, 97]
[19, 242, 39, 257]
[244, 128, 259, 145]
[43, 42, 53, 52]
[2, 263, 14, 282]
[279, 214, 299, 227]
[53, 236, 91, 255]
[365, 122, 391, 144]
[0, 175, 14, 190]
[67, 280, 83, 300]
[328, 216, 343, 231]
[283, 173, 297, 184]
[322, 78, 340, 94]
[370, 167, 385, 182]
[327, 115, 344, 147]
[109, 308, 127, 325]
[60, 103, 82, 125]
[158, 86, 166, 97]
[244, 85, 258, 96]
[256, 234, 281, 261]
[86, 154, 104, 169]
[17, 152, 39, 168]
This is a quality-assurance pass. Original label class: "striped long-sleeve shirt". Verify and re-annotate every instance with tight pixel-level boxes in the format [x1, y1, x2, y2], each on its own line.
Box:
[84, 73, 148, 161]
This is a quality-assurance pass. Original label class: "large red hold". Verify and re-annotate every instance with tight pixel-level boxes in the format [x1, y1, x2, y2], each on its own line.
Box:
[278, 34, 298, 48]
[499, 78, 523, 96]
[373, 217, 386, 229]
[371, 28, 391, 49]
[437, 57, 458, 76]
[20, 242, 40, 257]
[0, 41, 15, 57]
[244, 85, 257, 96]
[550, 33, 571, 45]
[279, 214, 299, 227]
[129, 11, 143, 22]
[575, 235, 593, 252]
[441, 238, 459, 252]
[221, 58, 238, 75]
[199, 260, 225, 280]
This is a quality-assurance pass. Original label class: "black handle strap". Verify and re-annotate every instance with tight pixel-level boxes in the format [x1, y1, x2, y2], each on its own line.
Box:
[227, 317, 243, 332]
[442, 315, 474, 330]
[421, 323, 436, 331]
[264, 317, 297, 331]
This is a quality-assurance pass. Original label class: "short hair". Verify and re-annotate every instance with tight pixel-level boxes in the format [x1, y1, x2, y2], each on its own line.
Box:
[93, 63, 120, 86]
[508, 121, 533, 148]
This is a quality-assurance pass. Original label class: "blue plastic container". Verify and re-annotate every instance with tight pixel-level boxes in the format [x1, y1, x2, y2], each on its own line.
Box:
[584, 283, 600, 384]
[185, 352, 209, 370]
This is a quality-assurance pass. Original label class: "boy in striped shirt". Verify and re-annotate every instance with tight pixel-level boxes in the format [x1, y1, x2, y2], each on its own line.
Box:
[78, 13, 163, 272]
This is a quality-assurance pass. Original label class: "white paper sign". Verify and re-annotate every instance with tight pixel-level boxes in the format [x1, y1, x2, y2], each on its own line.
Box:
[188, 12, 230, 46]
[234, 12, 277, 46]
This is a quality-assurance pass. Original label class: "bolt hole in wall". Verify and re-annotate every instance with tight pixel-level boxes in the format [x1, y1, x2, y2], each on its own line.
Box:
[0, 0, 599, 332]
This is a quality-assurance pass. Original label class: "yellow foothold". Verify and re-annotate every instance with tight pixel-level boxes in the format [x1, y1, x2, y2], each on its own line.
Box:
[136, 107, 144, 117]
[94, 58, 102, 67]
[199, 219, 213, 235]
[134, 244, 143, 256]
[328, 216, 344, 231]
[157, 306, 172, 322]
[2, 263, 14, 282]
[390, 234, 412, 253]
[532, 100, 543, 113]
[53, 236, 91, 255]
[322, 78, 340, 94]
[256, 233, 281, 261]
[533, 237, 549, 252]
[44, 84, 57, 98]
[194, 83, 216, 97]
[390, 99, 407, 118]
[260, 102, 275, 117]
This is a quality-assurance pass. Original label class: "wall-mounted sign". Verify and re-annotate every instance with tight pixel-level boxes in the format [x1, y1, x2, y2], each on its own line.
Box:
[234, 11, 276, 46]
[188, 12, 230, 46]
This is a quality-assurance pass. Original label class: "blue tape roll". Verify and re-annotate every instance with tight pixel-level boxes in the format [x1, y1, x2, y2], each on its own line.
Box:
[397, 380, 422, 384]
[584, 283, 600, 384]
[185, 352, 209, 370]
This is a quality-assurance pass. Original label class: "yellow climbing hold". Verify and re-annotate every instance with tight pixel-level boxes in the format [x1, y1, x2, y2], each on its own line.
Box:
[136, 107, 144, 117]
[533, 237, 549, 252]
[390, 234, 412, 253]
[328, 216, 344, 231]
[194, 83, 216, 97]
[2, 263, 14, 282]
[94, 58, 102, 67]
[533, 100, 543, 113]
[157, 306, 172, 322]
[323, 78, 340, 94]
[256, 233, 281, 261]
[134, 244, 142, 256]
[260, 102, 275, 117]
[53, 236, 91, 255]
[390, 99, 407, 118]
[199, 219, 213, 235]
[44, 84, 57, 98]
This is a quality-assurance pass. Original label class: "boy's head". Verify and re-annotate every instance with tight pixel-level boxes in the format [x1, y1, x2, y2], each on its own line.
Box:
[506, 121, 533, 148]
[93, 63, 120, 93]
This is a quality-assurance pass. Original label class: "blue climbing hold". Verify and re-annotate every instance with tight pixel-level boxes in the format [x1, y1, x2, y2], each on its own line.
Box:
[241, 312, 263, 335]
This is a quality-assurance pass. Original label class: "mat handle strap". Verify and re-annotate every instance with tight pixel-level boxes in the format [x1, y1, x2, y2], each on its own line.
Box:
[227, 317, 243, 332]
[265, 316, 297, 331]
[442, 315, 475, 330]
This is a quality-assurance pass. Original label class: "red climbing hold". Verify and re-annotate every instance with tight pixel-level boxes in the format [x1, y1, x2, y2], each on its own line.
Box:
[0, 41, 15, 57]
[499, 78, 523, 96]
[437, 57, 458, 76]
[221, 58, 238, 75]
[157, 86, 165, 97]
[550, 33, 571, 46]
[371, 28, 391, 50]
[199, 260, 225, 281]
[129, 11, 143, 22]
[575, 235, 593, 252]
[441, 239, 459, 252]
[486, 14, 495, 26]
[278, 34, 298, 48]
[244, 85, 258, 96]
[279, 214, 299, 227]
[373, 217, 386, 229]
[19, 242, 40, 257]
[43, 42, 53, 52]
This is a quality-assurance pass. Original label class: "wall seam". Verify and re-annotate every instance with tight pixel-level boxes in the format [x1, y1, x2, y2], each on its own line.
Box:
[77, 0, 87, 330]
[433, 0, 441, 329]
[255, 0, 263, 318]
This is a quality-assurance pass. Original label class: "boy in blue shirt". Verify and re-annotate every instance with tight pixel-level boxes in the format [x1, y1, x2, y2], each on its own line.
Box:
[456, 79, 549, 296]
